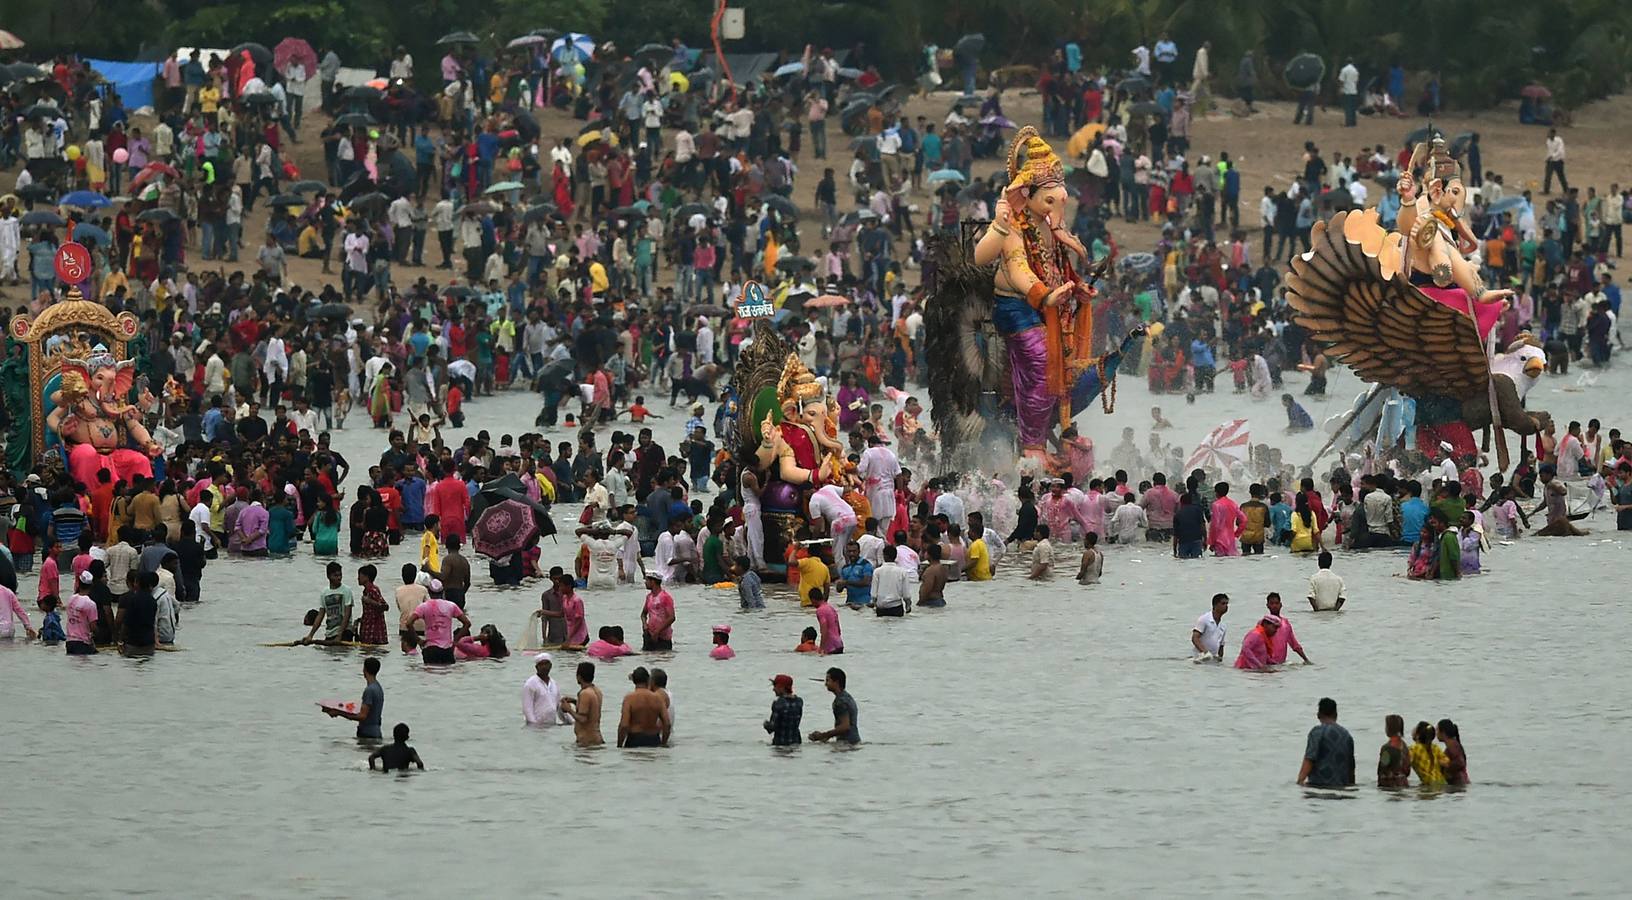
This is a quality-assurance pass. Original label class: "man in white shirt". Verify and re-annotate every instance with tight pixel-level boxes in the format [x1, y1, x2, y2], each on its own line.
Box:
[388, 195, 415, 263]
[1191, 593, 1229, 659]
[342, 222, 370, 299]
[189, 493, 218, 553]
[1337, 58, 1360, 127]
[1347, 177, 1368, 207]
[876, 126, 902, 187]
[870, 545, 911, 616]
[579, 526, 627, 589]
[694, 317, 715, 366]
[1307, 552, 1346, 611]
[1544, 129, 1567, 194]
[523, 653, 567, 726]
[653, 520, 691, 586]
[389, 47, 414, 81]
[1131, 45, 1151, 77]
[857, 437, 901, 524]
[1111, 499, 1147, 545]
[808, 483, 858, 563]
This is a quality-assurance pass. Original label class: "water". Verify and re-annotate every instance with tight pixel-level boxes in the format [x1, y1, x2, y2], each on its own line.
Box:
[6, 370, 1631, 897]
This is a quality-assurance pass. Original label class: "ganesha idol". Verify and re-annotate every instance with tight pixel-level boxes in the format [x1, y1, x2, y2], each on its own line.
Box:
[47, 350, 161, 488]
[753, 353, 847, 513]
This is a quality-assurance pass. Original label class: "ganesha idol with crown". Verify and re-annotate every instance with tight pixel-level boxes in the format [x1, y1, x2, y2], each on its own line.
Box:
[751, 353, 846, 512]
[46, 350, 160, 488]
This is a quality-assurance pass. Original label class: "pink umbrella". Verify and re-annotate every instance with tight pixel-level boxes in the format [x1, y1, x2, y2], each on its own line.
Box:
[1184, 419, 1251, 473]
[803, 294, 851, 309]
[274, 37, 318, 77]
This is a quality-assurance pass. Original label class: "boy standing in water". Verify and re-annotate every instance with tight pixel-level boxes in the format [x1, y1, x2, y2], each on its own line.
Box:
[368, 723, 424, 771]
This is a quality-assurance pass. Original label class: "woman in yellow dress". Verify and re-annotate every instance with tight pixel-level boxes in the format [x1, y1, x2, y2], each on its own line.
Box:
[1409, 721, 1449, 786]
[1289, 493, 1322, 553]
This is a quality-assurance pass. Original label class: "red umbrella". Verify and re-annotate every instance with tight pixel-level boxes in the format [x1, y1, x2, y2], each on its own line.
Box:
[274, 37, 318, 78]
[1184, 419, 1252, 473]
[130, 161, 181, 189]
[471, 499, 541, 559]
[1520, 83, 1551, 100]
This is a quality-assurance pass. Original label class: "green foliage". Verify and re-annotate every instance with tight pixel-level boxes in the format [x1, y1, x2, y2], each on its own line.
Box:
[3, 0, 1628, 108]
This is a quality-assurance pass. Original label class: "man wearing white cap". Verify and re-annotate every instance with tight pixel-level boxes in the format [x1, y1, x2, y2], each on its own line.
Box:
[523, 653, 568, 726]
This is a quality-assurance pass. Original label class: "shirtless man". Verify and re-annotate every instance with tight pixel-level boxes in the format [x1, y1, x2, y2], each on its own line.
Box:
[918, 543, 948, 607]
[561, 660, 605, 747]
[618, 666, 670, 748]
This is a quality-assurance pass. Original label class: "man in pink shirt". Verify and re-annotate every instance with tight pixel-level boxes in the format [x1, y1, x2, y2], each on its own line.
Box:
[812, 589, 843, 654]
[64, 577, 99, 654]
[408, 581, 470, 665]
[1234, 616, 1280, 670]
[1139, 473, 1180, 541]
[1264, 593, 1311, 664]
[425, 461, 470, 544]
[560, 577, 588, 646]
[640, 572, 675, 651]
[1, 584, 36, 640]
[1207, 482, 1245, 556]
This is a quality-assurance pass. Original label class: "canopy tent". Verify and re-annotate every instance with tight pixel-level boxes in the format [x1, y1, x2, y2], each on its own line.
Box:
[87, 59, 161, 112]
[702, 52, 781, 85]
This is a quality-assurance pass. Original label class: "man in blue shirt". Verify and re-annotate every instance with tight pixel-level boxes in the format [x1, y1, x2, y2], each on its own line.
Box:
[835, 542, 874, 609]
[475, 125, 499, 189]
[201, 396, 227, 442]
[1397, 481, 1430, 545]
[414, 132, 438, 197]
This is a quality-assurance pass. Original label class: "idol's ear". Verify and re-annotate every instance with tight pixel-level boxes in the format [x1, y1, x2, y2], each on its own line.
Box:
[112, 360, 137, 397]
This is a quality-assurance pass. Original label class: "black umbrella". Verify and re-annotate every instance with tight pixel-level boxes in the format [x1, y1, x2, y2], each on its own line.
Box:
[19, 103, 60, 119]
[286, 180, 328, 194]
[775, 255, 814, 272]
[348, 192, 390, 214]
[763, 195, 800, 220]
[611, 205, 649, 218]
[136, 208, 177, 223]
[1283, 53, 1325, 90]
[1127, 100, 1166, 117]
[338, 173, 377, 202]
[512, 111, 540, 141]
[16, 183, 56, 202]
[1116, 75, 1151, 94]
[310, 303, 353, 320]
[633, 42, 670, 64]
[3, 63, 47, 83]
[472, 474, 555, 539]
[437, 31, 480, 46]
[524, 203, 560, 222]
[443, 285, 480, 299]
[267, 194, 307, 207]
[334, 112, 378, 128]
[675, 203, 709, 219]
[342, 85, 383, 102]
[1448, 132, 1477, 158]
[1404, 125, 1444, 146]
[849, 135, 876, 151]
[954, 33, 985, 57]
[240, 92, 278, 107]
[20, 210, 63, 227]
[229, 42, 274, 68]
[530, 28, 561, 40]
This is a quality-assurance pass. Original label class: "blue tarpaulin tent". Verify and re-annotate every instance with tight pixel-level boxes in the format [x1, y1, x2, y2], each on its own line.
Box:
[87, 59, 161, 111]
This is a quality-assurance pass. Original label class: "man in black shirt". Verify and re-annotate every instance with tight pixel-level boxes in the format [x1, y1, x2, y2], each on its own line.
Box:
[764, 674, 803, 746]
[235, 401, 270, 443]
[1172, 492, 1207, 559]
[116, 570, 161, 655]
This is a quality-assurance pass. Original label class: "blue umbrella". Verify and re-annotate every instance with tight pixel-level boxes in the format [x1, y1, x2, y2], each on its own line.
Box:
[72, 223, 111, 246]
[60, 190, 112, 209]
[550, 32, 594, 62]
[774, 61, 805, 78]
[1486, 196, 1527, 216]
[927, 168, 966, 185]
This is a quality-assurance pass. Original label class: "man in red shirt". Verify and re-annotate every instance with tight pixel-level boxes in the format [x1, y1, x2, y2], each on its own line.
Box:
[425, 460, 470, 544]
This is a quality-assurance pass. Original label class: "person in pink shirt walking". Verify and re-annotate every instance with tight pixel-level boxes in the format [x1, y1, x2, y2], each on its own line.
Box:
[812, 588, 843, 654]
[1264, 593, 1312, 664]
[1208, 482, 1246, 556]
[1233, 615, 1280, 670]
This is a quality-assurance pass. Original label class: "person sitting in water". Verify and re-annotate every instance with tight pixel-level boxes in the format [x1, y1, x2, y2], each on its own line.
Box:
[368, 722, 425, 772]
[796, 626, 819, 653]
[586, 625, 636, 660]
[708, 624, 735, 659]
[454, 624, 509, 660]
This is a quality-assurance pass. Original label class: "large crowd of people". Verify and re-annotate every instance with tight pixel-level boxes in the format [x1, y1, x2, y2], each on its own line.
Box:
[3, 27, 1631, 787]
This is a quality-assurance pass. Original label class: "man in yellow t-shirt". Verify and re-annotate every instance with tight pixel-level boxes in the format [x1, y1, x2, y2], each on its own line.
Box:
[964, 536, 992, 581]
[796, 548, 831, 607]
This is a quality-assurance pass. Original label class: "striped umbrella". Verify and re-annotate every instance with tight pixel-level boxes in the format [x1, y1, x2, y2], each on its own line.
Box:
[0, 30, 25, 51]
[1184, 419, 1252, 473]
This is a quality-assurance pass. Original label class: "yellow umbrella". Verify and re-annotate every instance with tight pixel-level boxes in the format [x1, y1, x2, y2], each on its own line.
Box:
[668, 71, 690, 94]
[576, 130, 603, 147]
[1067, 122, 1107, 158]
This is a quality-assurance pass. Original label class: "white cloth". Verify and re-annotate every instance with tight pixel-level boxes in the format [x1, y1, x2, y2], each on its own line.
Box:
[1309, 570, 1345, 611]
[523, 675, 563, 725]
[583, 534, 627, 589]
[870, 561, 911, 611]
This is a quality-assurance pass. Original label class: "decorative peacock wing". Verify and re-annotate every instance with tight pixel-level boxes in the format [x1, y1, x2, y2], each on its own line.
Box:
[924, 232, 1004, 460]
[1285, 208, 1486, 400]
